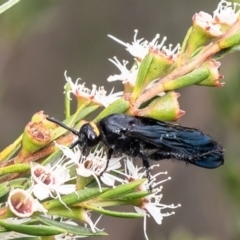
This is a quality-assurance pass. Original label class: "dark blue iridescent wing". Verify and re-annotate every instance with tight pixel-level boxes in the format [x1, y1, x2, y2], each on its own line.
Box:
[127, 117, 224, 168]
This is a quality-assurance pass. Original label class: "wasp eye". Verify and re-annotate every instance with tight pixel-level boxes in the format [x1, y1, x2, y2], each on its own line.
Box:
[88, 132, 96, 140]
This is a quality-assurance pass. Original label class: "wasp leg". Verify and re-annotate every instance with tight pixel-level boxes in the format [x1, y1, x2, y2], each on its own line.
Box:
[99, 148, 113, 176]
[150, 150, 197, 162]
[70, 141, 88, 157]
[139, 148, 152, 191]
[70, 140, 80, 149]
[148, 149, 172, 160]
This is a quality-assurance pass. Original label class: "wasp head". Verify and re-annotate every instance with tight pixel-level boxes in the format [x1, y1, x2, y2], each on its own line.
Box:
[79, 123, 100, 146]
[46, 117, 101, 155]
[70, 122, 101, 155]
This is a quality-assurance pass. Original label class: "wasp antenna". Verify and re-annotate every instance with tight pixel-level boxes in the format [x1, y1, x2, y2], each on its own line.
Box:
[46, 117, 79, 136]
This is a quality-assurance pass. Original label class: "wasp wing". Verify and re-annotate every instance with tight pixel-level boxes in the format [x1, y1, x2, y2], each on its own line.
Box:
[127, 118, 207, 151]
[127, 117, 224, 168]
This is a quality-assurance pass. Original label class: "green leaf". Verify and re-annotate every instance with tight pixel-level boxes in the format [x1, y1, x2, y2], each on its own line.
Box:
[0, 220, 65, 236]
[117, 190, 150, 200]
[8, 178, 28, 188]
[0, 182, 10, 198]
[42, 187, 105, 209]
[213, 46, 233, 60]
[64, 81, 71, 118]
[0, 134, 22, 162]
[38, 216, 107, 236]
[132, 53, 153, 99]
[86, 204, 143, 218]
[163, 67, 210, 91]
[98, 179, 146, 199]
[93, 98, 129, 123]
[177, 26, 192, 66]
[0, 163, 30, 176]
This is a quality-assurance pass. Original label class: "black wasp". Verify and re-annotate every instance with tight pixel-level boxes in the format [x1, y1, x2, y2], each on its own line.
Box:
[47, 114, 224, 182]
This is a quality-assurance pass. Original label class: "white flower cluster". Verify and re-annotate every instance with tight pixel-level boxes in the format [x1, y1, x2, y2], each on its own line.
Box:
[64, 71, 123, 107]
[107, 29, 180, 86]
[57, 145, 180, 240]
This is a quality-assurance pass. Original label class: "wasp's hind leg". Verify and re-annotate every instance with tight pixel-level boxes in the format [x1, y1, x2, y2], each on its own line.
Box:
[139, 148, 152, 191]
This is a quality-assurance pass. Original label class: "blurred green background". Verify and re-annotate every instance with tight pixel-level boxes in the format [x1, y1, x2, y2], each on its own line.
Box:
[0, 0, 240, 239]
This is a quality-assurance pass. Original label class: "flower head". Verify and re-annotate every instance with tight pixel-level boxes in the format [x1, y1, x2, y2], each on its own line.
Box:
[108, 30, 180, 62]
[193, 12, 223, 37]
[192, 0, 240, 38]
[124, 159, 181, 240]
[108, 30, 160, 61]
[64, 71, 122, 107]
[213, 0, 240, 26]
[7, 189, 47, 218]
[30, 159, 76, 203]
[107, 31, 180, 89]
[107, 57, 139, 86]
[57, 144, 123, 191]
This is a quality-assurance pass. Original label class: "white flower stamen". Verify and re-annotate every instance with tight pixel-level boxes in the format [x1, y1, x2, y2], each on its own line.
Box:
[109, 30, 161, 60]
[64, 71, 123, 107]
[123, 158, 180, 240]
[30, 160, 76, 209]
[58, 144, 123, 191]
[213, 0, 240, 25]
[107, 56, 139, 85]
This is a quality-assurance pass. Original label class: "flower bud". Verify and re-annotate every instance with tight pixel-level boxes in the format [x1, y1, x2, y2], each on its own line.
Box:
[137, 91, 185, 121]
[132, 49, 175, 99]
[196, 60, 224, 86]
